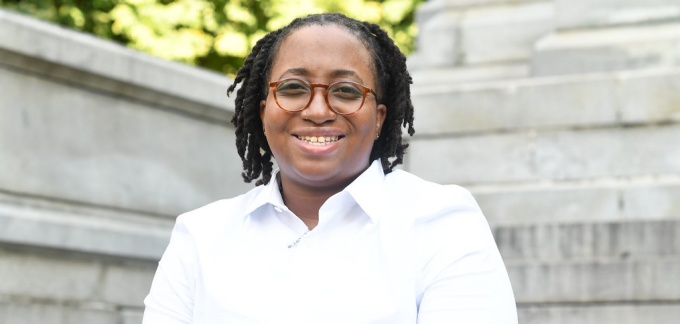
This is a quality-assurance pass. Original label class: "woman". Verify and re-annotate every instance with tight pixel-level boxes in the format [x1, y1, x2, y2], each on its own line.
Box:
[143, 13, 517, 323]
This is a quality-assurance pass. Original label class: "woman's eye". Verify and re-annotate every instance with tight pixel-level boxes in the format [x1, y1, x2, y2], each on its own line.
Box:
[277, 81, 309, 95]
[331, 84, 363, 99]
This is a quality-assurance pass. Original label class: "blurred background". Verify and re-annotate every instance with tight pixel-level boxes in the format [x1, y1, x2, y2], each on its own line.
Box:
[0, 0, 423, 75]
[1, 0, 679, 323]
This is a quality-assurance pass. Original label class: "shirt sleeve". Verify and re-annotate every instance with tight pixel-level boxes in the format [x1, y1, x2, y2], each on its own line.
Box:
[143, 215, 197, 324]
[416, 189, 518, 324]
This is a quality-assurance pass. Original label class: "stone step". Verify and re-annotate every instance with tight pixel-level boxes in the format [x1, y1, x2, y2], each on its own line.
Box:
[409, 1, 554, 69]
[0, 191, 173, 260]
[459, 1, 554, 65]
[508, 257, 680, 303]
[415, 0, 538, 26]
[519, 304, 680, 324]
[406, 123, 680, 186]
[554, 0, 680, 30]
[473, 182, 680, 224]
[411, 68, 680, 136]
[0, 245, 150, 324]
[532, 22, 680, 76]
[407, 67, 680, 188]
[494, 220, 680, 304]
[493, 219, 680, 261]
[0, 245, 155, 309]
[409, 62, 529, 86]
[0, 301, 141, 324]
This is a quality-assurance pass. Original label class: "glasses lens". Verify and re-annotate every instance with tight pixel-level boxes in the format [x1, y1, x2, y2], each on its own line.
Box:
[275, 79, 311, 111]
[328, 82, 365, 114]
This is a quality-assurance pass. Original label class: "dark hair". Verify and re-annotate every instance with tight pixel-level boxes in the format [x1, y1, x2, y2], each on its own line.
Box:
[227, 13, 415, 186]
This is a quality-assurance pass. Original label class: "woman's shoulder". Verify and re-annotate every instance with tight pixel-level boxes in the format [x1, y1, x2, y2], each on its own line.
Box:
[384, 170, 498, 261]
[382, 169, 479, 214]
[379, 169, 490, 236]
[380, 170, 498, 270]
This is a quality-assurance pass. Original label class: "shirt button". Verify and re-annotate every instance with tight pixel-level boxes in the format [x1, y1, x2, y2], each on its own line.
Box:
[274, 206, 283, 213]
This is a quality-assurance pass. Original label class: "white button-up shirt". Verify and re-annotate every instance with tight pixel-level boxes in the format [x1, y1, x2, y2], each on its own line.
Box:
[143, 161, 517, 323]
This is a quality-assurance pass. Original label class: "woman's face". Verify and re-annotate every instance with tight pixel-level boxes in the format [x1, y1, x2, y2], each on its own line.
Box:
[260, 25, 386, 191]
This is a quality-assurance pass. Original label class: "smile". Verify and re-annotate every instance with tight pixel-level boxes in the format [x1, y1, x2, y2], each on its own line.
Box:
[295, 135, 341, 145]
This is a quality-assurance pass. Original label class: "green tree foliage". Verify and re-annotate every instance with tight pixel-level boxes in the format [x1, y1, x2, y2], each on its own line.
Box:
[0, 0, 423, 76]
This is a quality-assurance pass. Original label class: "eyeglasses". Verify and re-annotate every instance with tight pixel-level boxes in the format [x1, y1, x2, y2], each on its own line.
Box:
[267, 78, 377, 115]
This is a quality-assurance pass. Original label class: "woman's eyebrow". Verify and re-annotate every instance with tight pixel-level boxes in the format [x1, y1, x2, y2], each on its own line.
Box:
[282, 68, 307, 76]
[277, 68, 364, 83]
[331, 69, 364, 83]
[274, 68, 307, 80]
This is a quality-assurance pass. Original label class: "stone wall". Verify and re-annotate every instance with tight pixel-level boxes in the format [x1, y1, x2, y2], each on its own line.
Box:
[0, 9, 251, 323]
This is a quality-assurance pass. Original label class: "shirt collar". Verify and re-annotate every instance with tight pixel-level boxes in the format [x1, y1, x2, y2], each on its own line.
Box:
[341, 159, 386, 223]
[243, 160, 386, 221]
[243, 171, 287, 216]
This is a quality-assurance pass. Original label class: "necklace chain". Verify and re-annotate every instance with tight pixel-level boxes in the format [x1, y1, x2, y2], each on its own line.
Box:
[287, 230, 310, 248]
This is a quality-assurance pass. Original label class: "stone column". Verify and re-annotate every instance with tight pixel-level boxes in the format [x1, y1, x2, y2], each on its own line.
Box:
[531, 0, 680, 76]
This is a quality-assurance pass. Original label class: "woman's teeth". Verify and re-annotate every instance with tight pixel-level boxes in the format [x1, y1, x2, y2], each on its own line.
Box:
[297, 135, 340, 145]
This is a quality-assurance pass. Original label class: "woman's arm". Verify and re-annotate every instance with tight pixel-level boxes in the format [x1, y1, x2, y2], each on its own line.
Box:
[417, 243, 517, 323]
[416, 189, 517, 324]
[143, 216, 197, 324]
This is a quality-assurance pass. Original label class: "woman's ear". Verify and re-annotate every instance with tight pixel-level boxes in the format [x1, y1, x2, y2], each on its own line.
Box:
[260, 100, 268, 137]
[376, 103, 387, 138]
[260, 100, 266, 121]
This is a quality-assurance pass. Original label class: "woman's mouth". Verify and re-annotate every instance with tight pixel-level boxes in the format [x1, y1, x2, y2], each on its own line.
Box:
[295, 135, 341, 146]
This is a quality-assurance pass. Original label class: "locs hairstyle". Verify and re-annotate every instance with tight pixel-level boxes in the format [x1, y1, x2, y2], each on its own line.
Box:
[227, 13, 415, 186]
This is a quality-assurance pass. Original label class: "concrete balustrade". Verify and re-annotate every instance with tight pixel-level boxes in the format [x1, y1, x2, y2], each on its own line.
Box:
[0, 9, 247, 323]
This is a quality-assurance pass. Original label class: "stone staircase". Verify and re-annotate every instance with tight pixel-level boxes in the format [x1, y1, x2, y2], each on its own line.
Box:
[406, 0, 680, 322]
[499, 220, 680, 322]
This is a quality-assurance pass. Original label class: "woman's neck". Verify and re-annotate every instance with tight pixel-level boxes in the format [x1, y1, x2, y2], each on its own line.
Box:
[277, 174, 353, 230]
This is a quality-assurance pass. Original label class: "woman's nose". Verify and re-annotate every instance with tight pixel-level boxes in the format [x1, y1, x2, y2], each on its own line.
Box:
[303, 88, 337, 123]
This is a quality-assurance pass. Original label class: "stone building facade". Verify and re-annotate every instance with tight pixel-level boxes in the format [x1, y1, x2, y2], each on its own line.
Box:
[1, 1, 680, 322]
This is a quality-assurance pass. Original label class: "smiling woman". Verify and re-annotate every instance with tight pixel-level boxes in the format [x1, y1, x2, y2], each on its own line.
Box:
[142, 13, 517, 324]
[259, 24, 387, 226]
